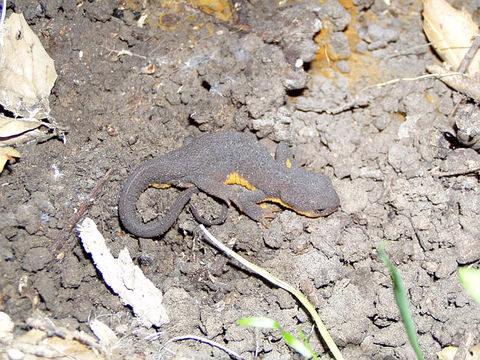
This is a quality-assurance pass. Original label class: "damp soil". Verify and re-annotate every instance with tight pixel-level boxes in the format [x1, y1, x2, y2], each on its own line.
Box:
[1, 0, 480, 359]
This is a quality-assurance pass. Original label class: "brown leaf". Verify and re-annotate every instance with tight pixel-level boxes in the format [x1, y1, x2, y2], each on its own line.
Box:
[0, 147, 21, 173]
[423, 0, 480, 75]
[0, 115, 41, 138]
[0, 13, 57, 118]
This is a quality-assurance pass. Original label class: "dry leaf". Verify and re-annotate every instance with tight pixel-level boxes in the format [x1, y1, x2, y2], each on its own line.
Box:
[437, 343, 480, 360]
[0, 312, 14, 343]
[437, 346, 459, 360]
[0, 114, 41, 138]
[0, 13, 59, 168]
[0, 128, 54, 146]
[9, 328, 105, 360]
[0, 13, 57, 118]
[0, 147, 21, 173]
[423, 0, 480, 75]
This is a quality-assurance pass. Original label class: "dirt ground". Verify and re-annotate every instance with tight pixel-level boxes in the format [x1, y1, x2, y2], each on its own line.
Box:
[1, 0, 480, 358]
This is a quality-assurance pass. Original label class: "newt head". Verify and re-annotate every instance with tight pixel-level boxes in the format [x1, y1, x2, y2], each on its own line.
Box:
[280, 170, 340, 218]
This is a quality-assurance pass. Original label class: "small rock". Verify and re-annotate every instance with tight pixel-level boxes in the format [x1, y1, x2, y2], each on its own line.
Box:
[373, 115, 391, 131]
[15, 204, 40, 234]
[336, 60, 351, 73]
[61, 256, 84, 288]
[317, 0, 351, 31]
[22, 247, 53, 272]
[455, 103, 480, 150]
[329, 32, 351, 60]
[387, 143, 423, 178]
[367, 24, 398, 43]
[355, 40, 369, 53]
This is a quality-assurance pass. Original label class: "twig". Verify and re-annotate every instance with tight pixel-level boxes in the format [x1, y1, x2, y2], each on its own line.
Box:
[297, 95, 370, 115]
[163, 335, 244, 360]
[426, 34, 480, 101]
[432, 166, 480, 178]
[402, 213, 431, 251]
[362, 72, 466, 91]
[457, 35, 480, 74]
[51, 169, 112, 254]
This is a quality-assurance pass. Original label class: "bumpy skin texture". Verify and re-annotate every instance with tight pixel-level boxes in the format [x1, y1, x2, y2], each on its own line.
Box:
[118, 131, 340, 238]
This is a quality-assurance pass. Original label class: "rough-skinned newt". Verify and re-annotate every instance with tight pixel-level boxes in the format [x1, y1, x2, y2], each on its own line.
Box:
[118, 131, 340, 238]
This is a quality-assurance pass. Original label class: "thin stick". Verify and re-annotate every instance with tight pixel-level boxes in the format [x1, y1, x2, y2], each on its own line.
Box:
[457, 35, 480, 74]
[51, 169, 113, 254]
[433, 166, 480, 178]
[163, 335, 244, 360]
[402, 213, 430, 251]
[362, 72, 465, 91]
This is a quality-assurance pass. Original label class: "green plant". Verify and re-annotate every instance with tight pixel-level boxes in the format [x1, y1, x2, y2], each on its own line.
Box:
[378, 241, 424, 360]
[238, 316, 317, 359]
[458, 267, 480, 304]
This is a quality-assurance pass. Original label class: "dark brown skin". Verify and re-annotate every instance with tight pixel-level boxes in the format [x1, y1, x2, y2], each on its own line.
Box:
[118, 131, 340, 238]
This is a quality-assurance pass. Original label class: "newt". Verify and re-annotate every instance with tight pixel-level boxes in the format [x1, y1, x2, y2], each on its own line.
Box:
[118, 131, 340, 238]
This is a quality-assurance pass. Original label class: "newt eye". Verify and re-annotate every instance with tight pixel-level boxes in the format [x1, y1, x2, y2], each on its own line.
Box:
[316, 205, 339, 217]
[282, 172, 340, 217]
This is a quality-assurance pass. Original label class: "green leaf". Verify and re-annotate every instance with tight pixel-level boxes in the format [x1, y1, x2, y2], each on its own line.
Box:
[297, 328, 318, 360]
[237, 316, 281, 330]
[378, 241, 424, 360]
[282, 331, 315, 359]
[459, 267, 480, 304]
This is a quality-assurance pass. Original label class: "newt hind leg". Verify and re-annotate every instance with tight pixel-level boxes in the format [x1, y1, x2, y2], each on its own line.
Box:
[236, 189, 275, 225]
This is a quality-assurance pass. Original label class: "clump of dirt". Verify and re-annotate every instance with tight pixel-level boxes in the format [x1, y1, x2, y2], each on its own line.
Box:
[1, 0, 480, 359]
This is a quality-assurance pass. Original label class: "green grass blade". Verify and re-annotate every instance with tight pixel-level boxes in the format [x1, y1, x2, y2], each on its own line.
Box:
[458, 267, 480, 304]
[378, 241, 424, 360]
[282, 331, 315, 359]
[238, 316, 317, 359]
[237, 316, 282, 330]
[297, 327, 318, 360]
